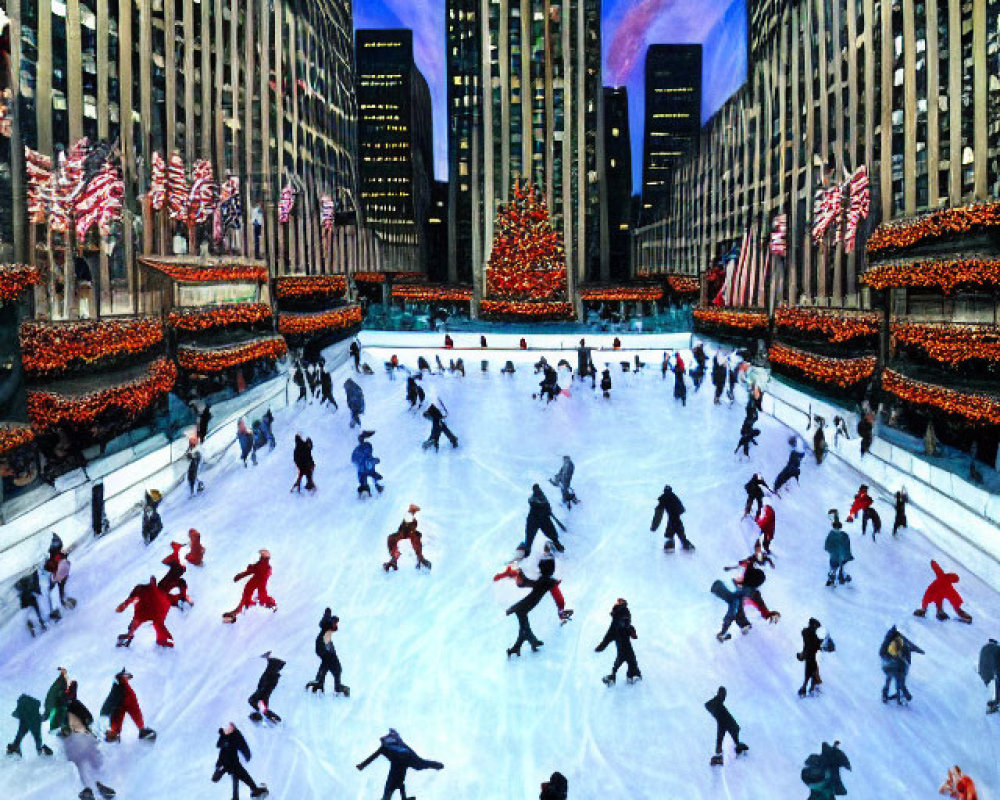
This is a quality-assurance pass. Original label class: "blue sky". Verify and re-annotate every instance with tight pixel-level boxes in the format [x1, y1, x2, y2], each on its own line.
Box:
[353, 0, 747, 188]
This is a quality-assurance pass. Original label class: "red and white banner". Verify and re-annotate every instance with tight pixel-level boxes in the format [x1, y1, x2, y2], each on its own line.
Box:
[167, 151, 188, 221]
[150, 152, 167, 211]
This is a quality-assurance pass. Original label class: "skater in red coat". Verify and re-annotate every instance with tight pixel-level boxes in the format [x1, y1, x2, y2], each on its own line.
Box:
[185, 528, 205, 566]
[755, 504, 776, 553]
[384, 506, 432, 571]
[158, 542, 192, 607]
[223, 550, 275, 623]
[116, 577, 173, 647]
[915, 560, 972, 623]
[100, 669, 155, 742]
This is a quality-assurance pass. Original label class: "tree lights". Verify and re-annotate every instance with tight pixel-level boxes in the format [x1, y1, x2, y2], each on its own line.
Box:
[768, 343, 876, 389]
[0, 264, 42, 305]
[774, 307, 880, 344]
[892, 321, 1000, 365]
[278, 306, 363, 336]
[274, 275, 348, 301]
[866, 202, 1000, 258]
[20, 318, 165, 377]
[176, 337, 288, 373]
[479, 300, 575, 320]
[27, 358, 178, 432]
[882, 369, 1000, 426]
[862, 257, 1000, 294]
[168, 304, 273, 333]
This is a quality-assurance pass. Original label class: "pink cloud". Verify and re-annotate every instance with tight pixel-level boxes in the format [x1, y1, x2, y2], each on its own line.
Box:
[605, 0, 677, 85]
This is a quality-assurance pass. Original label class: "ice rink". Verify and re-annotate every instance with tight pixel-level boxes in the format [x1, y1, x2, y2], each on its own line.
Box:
[3, 345, 998, 799]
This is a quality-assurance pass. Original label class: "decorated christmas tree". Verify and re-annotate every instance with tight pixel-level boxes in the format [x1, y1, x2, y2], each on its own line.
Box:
[480, 181, 574, 320]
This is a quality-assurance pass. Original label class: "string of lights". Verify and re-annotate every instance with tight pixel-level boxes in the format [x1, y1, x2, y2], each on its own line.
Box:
[866, 202, 1000, 258]
[692, 306, 769, 335]
[862, 256, 1000, 294]
[0, 264, 42, 305]
[391, 285, 474, 303]
[274, 274, 348, 300]
[479, 300, 575, 320]
[580, 286, 665, 302]
[892, 321, 1000, 365]
[768, 343, 876, 388]
[140, 259, 268, 284]
[0, 423, 36, 457]
[774, 307, 880, 344]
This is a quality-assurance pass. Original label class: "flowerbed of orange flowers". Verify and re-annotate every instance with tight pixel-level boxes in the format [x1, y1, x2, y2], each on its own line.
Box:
[692, 307, 769, 334]
[774, 307, 880, 344]
[278, 305, 362, 336]
[168, 304, 273, 332]
[479, 300, 575, 320]
[0, 264, 42, 305]
[274, 274, 347, 300]
[0, 423, 36, 456]
[862, 257, 1000, 294]
[391, 285, 473, 303]
[353, 271, 424, 284]
[892, 321, 1000, 365]
[769, 343, 877, 389]
[882, 369, 1000, 426]
[141, 259, 268, 284]
[177, 336, 287, 373]
[866, 202, 1000, 258]
[20, 318, 164, 377]
[27, 357, 177, 432]
[580, 286, 665, 302]
[666, 275, 700, 295]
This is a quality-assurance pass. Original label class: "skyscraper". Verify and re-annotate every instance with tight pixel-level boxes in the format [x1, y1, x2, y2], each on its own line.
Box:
[604, 87, 632, 280]
[356, 29, 434, 272]
[447, 0, 607, 299]
[642, 44, 701, 221]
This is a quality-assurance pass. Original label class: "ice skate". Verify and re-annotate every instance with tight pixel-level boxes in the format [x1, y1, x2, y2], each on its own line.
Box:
[739, 623, 752, 635]
[105, 730, 120, 743]
[681, 541, 696, 551]
[735, 743, 749, 755]
[138, 728, 156, 741]
[38, 744, 53, 755]
[507, 647, 520, 658]
[250, 785, 269, 797]
[116, 633, 133, 647]
[263, 710, 281, 723]
[334, 685, 351, 697]
[357, 485, 371, 497]
[798, 686, 808, 698]
[96, 782, 116, 799]
[383, 560, 398, 572]
[530, 640, 544, 652]
[955, 608, 972, 623]
[935, 609, 950, 621]
[716, 632, 731, 642]
[987, 700, 998, 714]
[50, 609, 62, 621]
[627, 673, 642, 684]
[249, 711, 263, 722]
[663, 539, 676, 553]
[839, 574, 852, 584]
[602, 674, 616, 686]
[6, 743, 20, 757]
[222, 612, 238, 624]
[826, 575, 836, 587]
[559, 609, 574, 624]
[417, 558, 432, 570]
[913, 607, 927, 617]
[710, 753, 724, 766]
[79, 789, 95, 800]
[766, 612, 781, 624]
[306, 681, 323, 693]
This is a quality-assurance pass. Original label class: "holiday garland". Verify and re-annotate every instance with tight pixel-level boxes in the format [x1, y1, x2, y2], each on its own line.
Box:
[866, 202, 1000, 259]
[0, 264, 42, 305]
[168, 304, 273, 333]
[692, 307, 769, 334]
[881, 369, 1000, 426]
[20, 318, 164, 377]
[580, 286, 665, 302]
[140, 259, 268, 284]
[666, 275, 700, 295]
[352, 271, 424, 284]
[27, 357, 177, 432]
[862, 257, 1000, 294]
[391, 284, 473, 303]
[278, 305, 363, 336]
[274, 274, 348, 301]
[0, 423, 36, 457]
[892, 321, 1000, 365]
[479, 300, 575, 320]
[769, 343, 876, 389]
[774, 307, 880, 344]
[177, 336, 287, 373]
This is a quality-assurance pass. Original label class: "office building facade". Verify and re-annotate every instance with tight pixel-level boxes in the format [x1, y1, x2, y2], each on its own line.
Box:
[603, 86, 631, 280]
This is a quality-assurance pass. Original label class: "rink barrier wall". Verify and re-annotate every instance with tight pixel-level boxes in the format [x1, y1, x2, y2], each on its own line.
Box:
[0, 343, 352, 622]
[357, 330, 692, 353]
[762, 376, 1000, 592]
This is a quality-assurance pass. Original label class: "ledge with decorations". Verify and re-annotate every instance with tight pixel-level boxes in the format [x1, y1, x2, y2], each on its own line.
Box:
[273, 273, 362, 349]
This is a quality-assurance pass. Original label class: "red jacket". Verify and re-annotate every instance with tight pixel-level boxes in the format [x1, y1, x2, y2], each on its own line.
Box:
[235, 557, 271, 584]
[848, 491, 872, 519]
[186, 530, 205, 566]
[756, 506, 775, 539]
[117, 580, 171, 620]
[923, 560, 962, 607]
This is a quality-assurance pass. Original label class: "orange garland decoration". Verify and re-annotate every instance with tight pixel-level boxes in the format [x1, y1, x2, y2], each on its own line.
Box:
[353, 271, 424, 284]
[693, 307, 769, 334]
[580, 286, 665, 302]
[774, 307, 880, 344]
[862, 257, 1000, 294]
[866, 202, 1000, 258]
[0, 423, 36, 456]
[882, 369, 1000, 426]
[27, 358, 178, 432]
[20, 318, 164, 377]
[168, 304, 273, 332]
[391, 285, 473, 303]
[479, 300, 575, 320]
[892, 321, 1000, 365]
[274, 274, 348, 300]
[666, 275, 699, 294]
[0, 264, 42, 305]
[141, 259, 267, 284]
[177, 336, 287, 373]
[769, 343, 876, 388]
[278, 305, 363, 335]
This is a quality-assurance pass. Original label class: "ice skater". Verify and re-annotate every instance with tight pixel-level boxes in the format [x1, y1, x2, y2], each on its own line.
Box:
[773, 436, 806, 495]
[824, 511, 853, 586]
[846, 484, 880, 537]
[734, 417, 761, 458]
[538, 364, 560, 403]
[356, 729, 443, 800]
[914, 560, 972, 623]
[186, 528, 205, 566]
[549, 455, 579, 508]
[422, 398, 458, 450]
[892, 488, 908, 536]
[405, 374, 425, 409]
[494, 543, 572, 623]
[858, 412, 874, 457]
[797, 617, 834, 697]
[600, 367, 612, 398]
[237, 418, 257, 467]
[539, 772, 569, 800]
[100, 668, 155, 742]
[350, 339, 361, 371]
[691, 343, 708, 390]
[158, 541, 193, 607]
[42, 533, 74, 617]
[344, 378, 365, 428]
[6, 694, 53, 757]
[352, 431, 384, 496]
[979, 638, 1000, 713]
[115, 576, 173, 648]
[223, 550, 276, 623]
[712, 559, 768, 641]
[186, 436, 205, 496]
[801, 741, 850, 800]
[756, 503, 776, 553]
[306, 608, 350, 696]
[505, 565, 557, 657]
[879, 625, 924, 704]
[711, 353, 727, 404]
[248, 652, 284, 724]
[649, 484, 694, 551]
[384, 505, 431, 570]
[522, 484, 566, 554]
[212, 723, 268, 798]
[723, 542, 779, 623]
[319, 368, 338, 409]
[142, 489, 164, 543]
[291, 433, 316, 492]
[940, 766, 979, 800]
[14, 568, 49, 637]
[672, 353, 687, 406]
[704, 686, 747, 765]
[743, 473, 772, 517]
[62, 691, 116, 800]
[810, 413, 828, 464]
[595, 597, 641, 685]
[44, 666, 72, 735]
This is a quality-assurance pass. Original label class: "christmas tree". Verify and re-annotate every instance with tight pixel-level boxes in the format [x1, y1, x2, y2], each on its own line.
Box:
[480, 181, 574, 319]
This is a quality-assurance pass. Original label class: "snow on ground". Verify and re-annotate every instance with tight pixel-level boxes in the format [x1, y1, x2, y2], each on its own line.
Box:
[3, 347, 998, 800]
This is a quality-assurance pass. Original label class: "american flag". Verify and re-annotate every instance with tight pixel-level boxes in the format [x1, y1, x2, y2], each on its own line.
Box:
[48, 139, 89, 234]
[187, 159, 217, 225]
[74, 160, 124, 238]
[278, 182, 296, 224]
[214, 176, 242, 242]
[321, 195, 335, 232]
[150, 152, 167, 211]
[844, 166, 870, 253]
[769, 214, 787, 256]
[25, 147, 52, 224]
[167, 151, 188, 221]
[812, 184, 842, 244]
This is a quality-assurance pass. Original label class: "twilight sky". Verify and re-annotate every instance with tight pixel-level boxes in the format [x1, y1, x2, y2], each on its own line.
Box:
[353, 0, 748, 188]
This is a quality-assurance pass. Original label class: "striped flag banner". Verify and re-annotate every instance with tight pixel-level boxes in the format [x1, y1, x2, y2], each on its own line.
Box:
[769, 213, 787, 256]
[844, 166, 870, 252]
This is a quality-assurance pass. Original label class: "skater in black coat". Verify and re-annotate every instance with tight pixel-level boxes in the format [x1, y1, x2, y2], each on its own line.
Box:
[858, 412, 874, 457]
[550, 455, 579, 508]
[198, 404, 212, 443]
[892, 489, 908, 536]
[307, 609, 350, 696]
[213, 723, 267, 798]
[773, 436, 806, 494]
[734, 417, 761, 458]
[711, 355, 727, 404]
[293, 365, 307, 403]
[522, 485, 566, 555]
[539, 365, 560, 402]
[15, 570, 48, 637]
[743, 473, 771, 517]
[349, 340, 361, 372]
[798, 617, 832, 697]
[979, 638, 1000, 713]
[600, 368, 612, 398]
[422, 401, 458, 450]
[319, 370, 338, 409]
[405, 375, 425, 409]
[344, 378, 365, 428]
[672, 357, 687, 406]
[705, 686, 747, 765]
[291, 434, 315, 492]
[650, 485, 694, 551]
[539, 772, 568, 800]
[506, 571, 558, 657]
[576, 339, 592, 380]
[356, 729, 443, 800]
[247, 653, 284, 723]
[595, 598, 641, 684]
